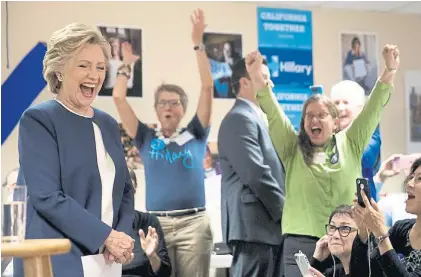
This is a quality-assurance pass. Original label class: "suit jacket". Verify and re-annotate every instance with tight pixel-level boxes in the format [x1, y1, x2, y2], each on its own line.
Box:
[13, 100, 135, 277]
[217, 99, 286, 246]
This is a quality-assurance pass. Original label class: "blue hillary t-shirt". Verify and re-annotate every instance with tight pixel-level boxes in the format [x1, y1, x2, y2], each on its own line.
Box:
[135, 115, 209, 211]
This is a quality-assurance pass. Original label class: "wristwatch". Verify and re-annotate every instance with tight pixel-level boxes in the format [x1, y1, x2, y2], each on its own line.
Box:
[194, 43, 205, 52]
[375, 233, 389, 244]
[385, 66, 397, 72]
[117, 64, 131, 79]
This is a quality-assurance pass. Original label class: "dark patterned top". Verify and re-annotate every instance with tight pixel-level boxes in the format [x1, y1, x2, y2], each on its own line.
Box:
[400, 223, 421, 273]
[351, 218, 421, 277]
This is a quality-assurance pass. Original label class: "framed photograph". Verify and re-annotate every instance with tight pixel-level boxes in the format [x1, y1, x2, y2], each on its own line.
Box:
[97, 25, 142, 97]
[405, 71, 421, 154]
[203, 32, 242, 99]
[340, 32, 378, 96]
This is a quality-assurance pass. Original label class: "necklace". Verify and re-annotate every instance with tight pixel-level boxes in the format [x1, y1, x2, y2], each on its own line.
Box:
[155, 128, 182, 145]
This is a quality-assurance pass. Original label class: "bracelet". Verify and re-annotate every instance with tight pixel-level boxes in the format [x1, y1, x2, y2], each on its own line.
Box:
[117, 70, 130, 79]
[194, 43, 205, 51]
[375, 233, 389, 244]
[118, 63, 132, 72]
[385, 66, 397, 72]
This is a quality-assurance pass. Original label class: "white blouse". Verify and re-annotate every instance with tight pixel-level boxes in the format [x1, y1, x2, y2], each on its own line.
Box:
[54, 99, 116, 229]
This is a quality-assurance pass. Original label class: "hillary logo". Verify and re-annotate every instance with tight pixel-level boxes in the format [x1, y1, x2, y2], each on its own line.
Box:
[263, 55, 312, 77]
[149, 138, 194, 169]
[280, 61, 312, 76]
[264, 55, 280, 78]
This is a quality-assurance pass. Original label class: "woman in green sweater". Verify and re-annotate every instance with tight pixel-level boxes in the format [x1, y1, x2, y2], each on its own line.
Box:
[246, 45, 399, 277]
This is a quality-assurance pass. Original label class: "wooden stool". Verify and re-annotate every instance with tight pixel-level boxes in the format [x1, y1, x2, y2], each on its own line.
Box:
[2, 239, 71, 277]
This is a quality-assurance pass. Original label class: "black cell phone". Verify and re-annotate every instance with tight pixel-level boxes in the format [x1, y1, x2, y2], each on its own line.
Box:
[356, 178, 370, 208]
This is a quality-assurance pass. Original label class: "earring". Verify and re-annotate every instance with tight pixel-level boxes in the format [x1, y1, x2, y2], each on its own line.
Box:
[57, 73, 63, 82]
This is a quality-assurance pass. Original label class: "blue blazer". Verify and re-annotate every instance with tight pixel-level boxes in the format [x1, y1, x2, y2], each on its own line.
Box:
[362, 125, 382, 201]
[14, 100, 134, 277]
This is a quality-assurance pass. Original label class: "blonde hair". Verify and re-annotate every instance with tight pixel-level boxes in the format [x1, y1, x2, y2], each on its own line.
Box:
[330, 80, 366, 107]
[43, 23, 111, 94]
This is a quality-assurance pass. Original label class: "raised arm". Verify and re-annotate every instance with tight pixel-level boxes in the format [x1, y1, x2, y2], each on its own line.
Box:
[247, 51, 297, 161]
[346, 45, 399, 157]
[191, 9, 213, 128]
[112, 42, 144, 140]
[219, 113, 284, 222]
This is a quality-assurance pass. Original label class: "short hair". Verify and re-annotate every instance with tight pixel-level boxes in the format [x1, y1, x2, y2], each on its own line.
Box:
[331, 80, 366, 107]
[231, 57, 268, 96]
[154, 84, 188, 112]
[328, 204, 353, 224]
[43, 22, 111, 94]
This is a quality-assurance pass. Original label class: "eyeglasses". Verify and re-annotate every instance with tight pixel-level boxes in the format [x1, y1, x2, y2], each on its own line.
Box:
[305, 112, 330, 121]
[325, 224, 357, 237]
[157, 100, 181, 109]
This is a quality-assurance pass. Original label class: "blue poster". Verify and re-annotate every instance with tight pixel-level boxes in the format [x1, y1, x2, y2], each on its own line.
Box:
[257, 7, 313, 130]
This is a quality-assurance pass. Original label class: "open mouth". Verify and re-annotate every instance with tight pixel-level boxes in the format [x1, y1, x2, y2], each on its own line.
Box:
[407, 192, 415, 200]
[164, 114, 172, 119]
[80, 83, 96, 98]
[311, 127, 322, 136]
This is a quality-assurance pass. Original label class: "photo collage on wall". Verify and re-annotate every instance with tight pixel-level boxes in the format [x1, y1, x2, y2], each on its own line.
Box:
[203, 32, 242, 99]
[98, 25, 143, 97]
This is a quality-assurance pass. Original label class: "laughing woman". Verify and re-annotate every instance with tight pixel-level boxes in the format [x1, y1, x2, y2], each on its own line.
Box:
[14, 23, 135, 277]
[254, 44, 400, 277]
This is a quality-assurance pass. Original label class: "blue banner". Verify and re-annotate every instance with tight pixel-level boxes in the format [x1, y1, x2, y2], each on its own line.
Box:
[257, 7, 313, 130]
[2, 42, 47, 144]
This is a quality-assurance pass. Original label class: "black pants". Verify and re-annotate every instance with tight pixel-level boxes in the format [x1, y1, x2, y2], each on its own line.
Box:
[282, 234, 319, 277]
[229, 241, 283, 277]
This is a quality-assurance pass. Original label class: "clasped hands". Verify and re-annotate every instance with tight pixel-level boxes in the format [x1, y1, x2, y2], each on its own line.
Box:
[103, 229, 135, 265]
[103, 227, 160, 265]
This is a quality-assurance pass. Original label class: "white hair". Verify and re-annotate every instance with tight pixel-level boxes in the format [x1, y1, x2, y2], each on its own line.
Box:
[330, 80, 366, 107]
[43, 22, 111, 94]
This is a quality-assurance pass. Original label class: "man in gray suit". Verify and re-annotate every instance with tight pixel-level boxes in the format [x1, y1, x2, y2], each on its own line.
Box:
[217, 51, 286, 277]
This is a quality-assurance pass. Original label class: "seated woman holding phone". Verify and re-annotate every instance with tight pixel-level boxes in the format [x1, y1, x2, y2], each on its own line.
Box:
[351, 157, 421, 277]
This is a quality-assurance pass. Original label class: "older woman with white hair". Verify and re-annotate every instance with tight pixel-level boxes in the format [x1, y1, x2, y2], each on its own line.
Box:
[14, 23, 135, 277]
[331, 80, 382, 201]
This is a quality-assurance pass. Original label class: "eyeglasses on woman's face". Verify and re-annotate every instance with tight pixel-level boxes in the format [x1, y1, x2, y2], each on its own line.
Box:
[325, 224, 357, 237]
[157, 99, 181, 109]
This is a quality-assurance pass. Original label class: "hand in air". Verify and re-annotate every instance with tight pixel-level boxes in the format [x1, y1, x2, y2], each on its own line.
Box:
[190, 8, 207, 46]
[382, 44, 400, 70]
[140, 226, 159, 257]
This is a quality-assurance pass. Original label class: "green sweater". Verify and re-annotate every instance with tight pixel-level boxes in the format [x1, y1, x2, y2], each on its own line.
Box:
[257, 81, 392, 238]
